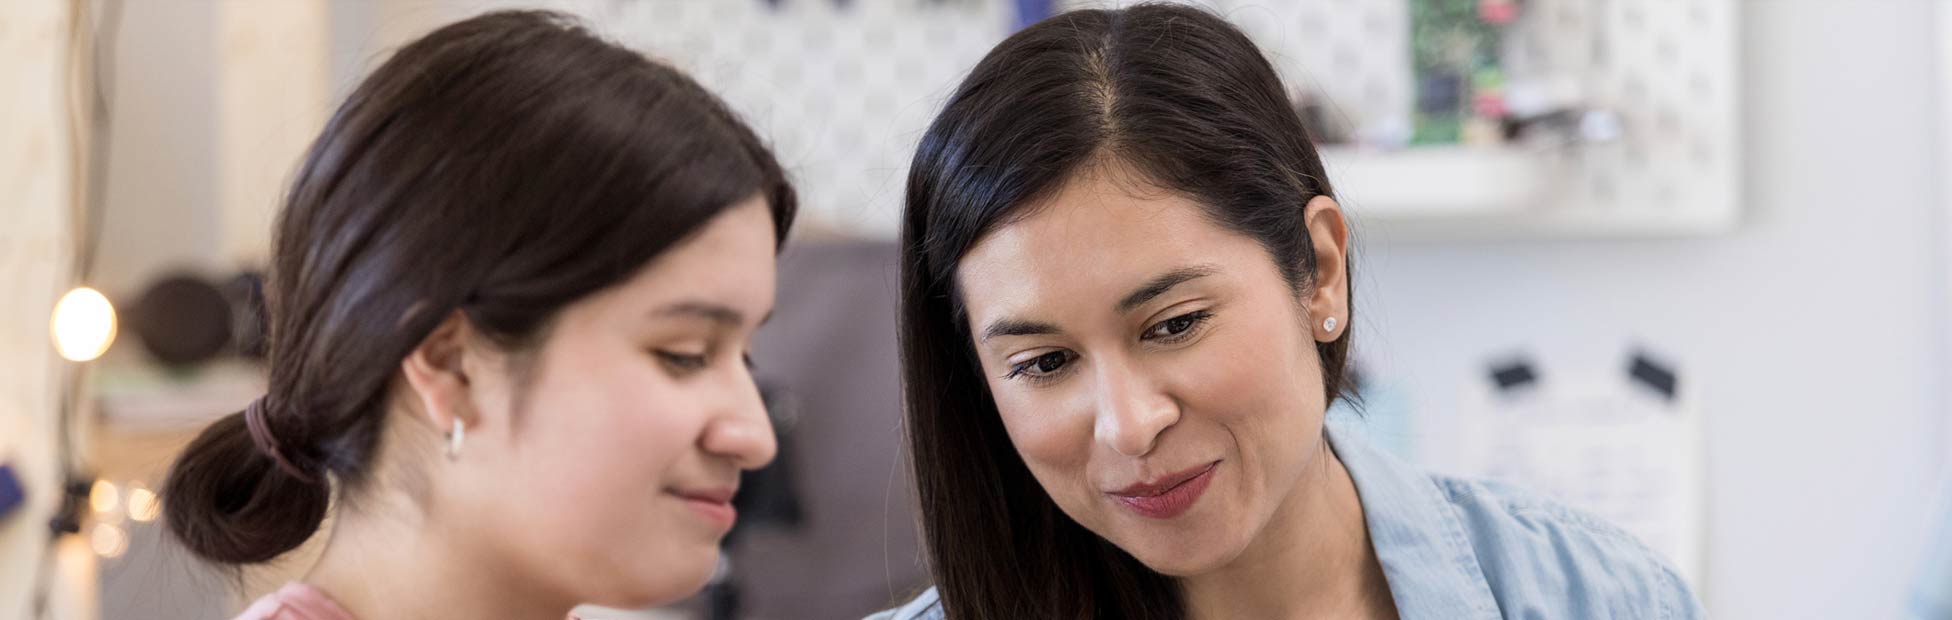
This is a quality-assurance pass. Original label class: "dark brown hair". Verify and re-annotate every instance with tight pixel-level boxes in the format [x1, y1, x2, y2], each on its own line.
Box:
[161, 10, 795, 565]
[898, 4, 1351, 618]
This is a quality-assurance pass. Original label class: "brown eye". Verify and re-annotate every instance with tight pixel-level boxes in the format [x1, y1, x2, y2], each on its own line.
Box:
[1032, 351, 1068, 373]
[1008, 350, 1075, 380]
[1144, 310, 1212, 342]
[1161, 315, 1195, 335]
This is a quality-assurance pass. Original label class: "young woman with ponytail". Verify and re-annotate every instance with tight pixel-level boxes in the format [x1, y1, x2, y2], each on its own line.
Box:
[161, 11, 796, 619]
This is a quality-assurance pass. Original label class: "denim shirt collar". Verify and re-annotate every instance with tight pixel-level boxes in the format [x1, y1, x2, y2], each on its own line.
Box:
[1326, 422, 1503, 619]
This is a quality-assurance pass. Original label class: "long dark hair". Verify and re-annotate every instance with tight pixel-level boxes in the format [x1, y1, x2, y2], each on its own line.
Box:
[161, 10, 796, 565]
[897, 4, 1352, 618]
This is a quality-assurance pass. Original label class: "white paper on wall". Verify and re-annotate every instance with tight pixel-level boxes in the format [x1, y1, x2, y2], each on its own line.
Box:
[1422, 368, 1706, 589]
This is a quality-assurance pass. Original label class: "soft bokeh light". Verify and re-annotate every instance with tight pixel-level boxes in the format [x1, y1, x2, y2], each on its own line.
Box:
[127, 484, 160, 523]
[90, 522, 127, 559]
[89, 479, 119, 514]
[51, 287, 117, 362]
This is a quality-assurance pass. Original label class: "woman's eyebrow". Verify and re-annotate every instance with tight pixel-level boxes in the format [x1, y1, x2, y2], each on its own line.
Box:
[980, 318, 1062, 343]
[653, 300, 747, 327]
[1115, 265, 1217, 313]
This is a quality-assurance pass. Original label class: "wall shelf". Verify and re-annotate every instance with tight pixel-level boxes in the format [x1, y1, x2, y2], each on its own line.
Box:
[1323, 145, 1742, 242]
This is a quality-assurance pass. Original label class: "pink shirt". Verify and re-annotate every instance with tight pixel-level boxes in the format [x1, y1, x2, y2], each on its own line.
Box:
[235, 582, 583, 620]
[233, 583, 353, 620]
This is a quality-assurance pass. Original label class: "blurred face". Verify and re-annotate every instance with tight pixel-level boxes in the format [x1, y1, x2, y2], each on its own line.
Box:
[956, 168, 1344, 576]
[435, 197, 780, 607]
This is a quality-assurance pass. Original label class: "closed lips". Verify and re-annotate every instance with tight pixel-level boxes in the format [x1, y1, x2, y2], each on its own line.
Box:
[1110, 461, 1218, 497]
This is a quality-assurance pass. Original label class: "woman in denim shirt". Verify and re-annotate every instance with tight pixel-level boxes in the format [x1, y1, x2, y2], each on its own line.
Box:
[871, 4, 1703, 619]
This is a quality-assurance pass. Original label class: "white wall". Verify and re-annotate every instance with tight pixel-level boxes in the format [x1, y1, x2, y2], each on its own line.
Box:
[92, 0, 221, 300]
[93, 0, 330, 294]
[0, 1, 90, 618]
[1354, 1, 1946, 617]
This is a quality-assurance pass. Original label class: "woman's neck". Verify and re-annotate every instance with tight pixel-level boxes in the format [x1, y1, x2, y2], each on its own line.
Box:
[1178, 439, 1397, 620]
[302, 495, 575, 620]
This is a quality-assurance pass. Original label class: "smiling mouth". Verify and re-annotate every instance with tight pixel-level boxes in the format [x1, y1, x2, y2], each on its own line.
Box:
[1107, 461, 1220, 519]
[667, 487, 739, 529]
[1110, 461, 1219, 496]
[669, 487, 736, 504]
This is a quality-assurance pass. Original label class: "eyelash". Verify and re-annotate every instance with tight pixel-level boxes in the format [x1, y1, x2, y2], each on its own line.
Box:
[656, 350, 710, 374]
[1001, 310, 1214, 384]
[656, 349, 760, 375]
[1143, 309, 1213, 344]
[1003, 350, 1075, 384]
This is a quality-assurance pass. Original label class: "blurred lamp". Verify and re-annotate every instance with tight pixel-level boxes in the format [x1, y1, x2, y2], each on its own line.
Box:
[50, 287, 116, 362]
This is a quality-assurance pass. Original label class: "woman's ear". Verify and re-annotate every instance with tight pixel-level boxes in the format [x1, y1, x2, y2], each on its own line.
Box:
[400, 311, 481, 434]
[1300, 195, 1350, 343]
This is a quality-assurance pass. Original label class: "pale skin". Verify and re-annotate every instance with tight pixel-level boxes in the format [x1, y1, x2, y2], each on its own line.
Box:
[302, 198, 781, 620]
[956, 163, 1398, 619]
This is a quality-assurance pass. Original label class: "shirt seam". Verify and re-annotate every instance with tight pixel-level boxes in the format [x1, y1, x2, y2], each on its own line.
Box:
[1427, 478, 1506, 619]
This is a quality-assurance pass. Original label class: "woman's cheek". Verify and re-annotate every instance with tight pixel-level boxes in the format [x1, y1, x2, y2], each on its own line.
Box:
[996, 385, 1094, 469]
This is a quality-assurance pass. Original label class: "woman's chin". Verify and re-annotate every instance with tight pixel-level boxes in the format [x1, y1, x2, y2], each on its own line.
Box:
[1115, 532, 1244, 577]
[596, 547, 722, 609]
[1134, 549, 1229, 577]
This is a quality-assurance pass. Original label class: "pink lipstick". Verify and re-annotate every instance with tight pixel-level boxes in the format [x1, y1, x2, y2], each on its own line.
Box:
[1108, 461, 1218, 519]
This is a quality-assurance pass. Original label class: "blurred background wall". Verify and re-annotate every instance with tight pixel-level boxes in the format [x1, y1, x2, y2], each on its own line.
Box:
[1, 4, 89, 620]
[1361, 4, 1945, 617]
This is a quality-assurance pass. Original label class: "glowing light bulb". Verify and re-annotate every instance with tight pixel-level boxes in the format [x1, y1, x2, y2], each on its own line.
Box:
[51, 287, 117, 362]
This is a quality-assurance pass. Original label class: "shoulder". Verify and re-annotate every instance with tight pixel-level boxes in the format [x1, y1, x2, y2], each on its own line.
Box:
[863, 587, 944, 620]
[1431, 475, 1707, 619]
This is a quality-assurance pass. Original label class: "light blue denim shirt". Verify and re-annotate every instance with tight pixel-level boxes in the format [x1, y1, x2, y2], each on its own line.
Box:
[1909, 480, 1952, 619]
[869, 422, 1706, 619]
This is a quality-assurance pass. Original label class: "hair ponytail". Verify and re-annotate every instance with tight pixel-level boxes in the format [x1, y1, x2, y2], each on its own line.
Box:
[161, 409, 330, 564]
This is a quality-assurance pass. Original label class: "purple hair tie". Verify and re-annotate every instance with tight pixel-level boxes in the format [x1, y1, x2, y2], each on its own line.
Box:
[242, 397, 318, 484]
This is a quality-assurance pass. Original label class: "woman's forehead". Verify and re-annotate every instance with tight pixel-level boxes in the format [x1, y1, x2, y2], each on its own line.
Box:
[953, 187, 1262, 325]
